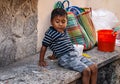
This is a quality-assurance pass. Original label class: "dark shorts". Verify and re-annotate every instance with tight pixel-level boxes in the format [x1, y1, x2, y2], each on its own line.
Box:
[58, 51, 94, 72]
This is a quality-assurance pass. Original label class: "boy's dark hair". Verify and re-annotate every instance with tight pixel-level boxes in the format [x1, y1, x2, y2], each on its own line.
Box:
[51, 8, 67, 21]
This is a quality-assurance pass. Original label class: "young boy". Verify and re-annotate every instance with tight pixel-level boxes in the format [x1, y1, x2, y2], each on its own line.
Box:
[39, 8, 97, 84]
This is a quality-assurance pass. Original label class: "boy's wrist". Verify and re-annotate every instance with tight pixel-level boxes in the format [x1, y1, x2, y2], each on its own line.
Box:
[39, 59, 45, 62]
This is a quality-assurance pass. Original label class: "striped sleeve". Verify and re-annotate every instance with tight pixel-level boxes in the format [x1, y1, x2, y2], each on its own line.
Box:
[42, 32, 52, 47]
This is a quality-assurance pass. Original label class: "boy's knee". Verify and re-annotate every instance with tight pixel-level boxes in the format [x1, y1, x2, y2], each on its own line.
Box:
[83, 67, 91, 76]
[89, 64, 98, 74]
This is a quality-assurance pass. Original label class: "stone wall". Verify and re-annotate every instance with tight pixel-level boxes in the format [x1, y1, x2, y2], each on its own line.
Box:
[97, 59, 120, 84]
[0, 0, 38, 67]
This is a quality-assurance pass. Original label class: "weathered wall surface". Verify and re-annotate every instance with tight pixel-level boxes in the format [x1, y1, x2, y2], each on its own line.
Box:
[0, 0, 38, 67]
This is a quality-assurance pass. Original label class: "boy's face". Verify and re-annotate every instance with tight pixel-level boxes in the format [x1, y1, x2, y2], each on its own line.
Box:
[51, 15, 67, 33]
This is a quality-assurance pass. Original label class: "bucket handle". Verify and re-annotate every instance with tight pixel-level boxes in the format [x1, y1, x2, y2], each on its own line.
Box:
[112, 31, 117, 36]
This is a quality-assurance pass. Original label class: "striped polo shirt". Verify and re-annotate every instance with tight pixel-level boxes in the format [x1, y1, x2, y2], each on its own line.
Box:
[42, 26, 74, 57]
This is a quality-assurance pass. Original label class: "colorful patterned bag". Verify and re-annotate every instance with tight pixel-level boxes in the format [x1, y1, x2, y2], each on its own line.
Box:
[77, 11, 96, 49]
[66, 12, 84, 45]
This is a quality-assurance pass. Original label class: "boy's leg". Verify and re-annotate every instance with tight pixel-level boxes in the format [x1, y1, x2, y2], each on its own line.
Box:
[82, 67, 91, 84]
[58, 51, 95, 84]
[58, 55, 91, 84]
[77, 55, 97, 84]
[89, 64, 98, 84]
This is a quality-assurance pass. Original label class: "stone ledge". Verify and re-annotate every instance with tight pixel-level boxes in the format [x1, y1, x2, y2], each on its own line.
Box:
[0, 47, 120, 84]
[85, 47, 120, 68]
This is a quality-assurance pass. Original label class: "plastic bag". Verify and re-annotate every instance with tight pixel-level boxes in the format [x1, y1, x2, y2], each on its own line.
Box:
[92, 9, 119, 31]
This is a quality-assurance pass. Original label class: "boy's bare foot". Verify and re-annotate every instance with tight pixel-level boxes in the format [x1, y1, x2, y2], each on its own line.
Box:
[47, 55, 57, 60]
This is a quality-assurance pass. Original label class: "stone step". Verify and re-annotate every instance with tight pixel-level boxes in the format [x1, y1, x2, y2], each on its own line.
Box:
[0, 47, 120, 84]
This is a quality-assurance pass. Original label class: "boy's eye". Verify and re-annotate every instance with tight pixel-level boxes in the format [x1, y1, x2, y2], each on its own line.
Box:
[56, 20, 60, 23]
[62, 21, 65, 23]
[56, 21, 59, 23]
[62, 20, 66, 23]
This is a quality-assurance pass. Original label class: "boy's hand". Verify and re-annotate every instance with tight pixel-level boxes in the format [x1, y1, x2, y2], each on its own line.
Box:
[38, 60, 48, 67]
[48, 54, 57, 60]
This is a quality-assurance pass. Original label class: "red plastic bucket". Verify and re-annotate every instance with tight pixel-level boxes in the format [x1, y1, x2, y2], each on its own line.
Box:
[97, 30, 117, 52]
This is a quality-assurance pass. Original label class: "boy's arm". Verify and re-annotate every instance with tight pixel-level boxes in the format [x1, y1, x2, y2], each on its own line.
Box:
[38, 45, 47, 66]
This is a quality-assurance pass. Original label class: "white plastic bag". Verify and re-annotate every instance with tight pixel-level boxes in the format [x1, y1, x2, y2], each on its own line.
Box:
[92, 9, 119, 31]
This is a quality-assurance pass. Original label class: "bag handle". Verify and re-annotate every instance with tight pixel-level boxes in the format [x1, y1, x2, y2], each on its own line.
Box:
[54, 0, 70, 9]
[54, 1, 64, 9]
[62, 0, 70, 9]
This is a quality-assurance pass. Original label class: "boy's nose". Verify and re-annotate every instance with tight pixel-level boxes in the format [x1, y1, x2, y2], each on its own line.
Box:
[59, 22, 62, 26]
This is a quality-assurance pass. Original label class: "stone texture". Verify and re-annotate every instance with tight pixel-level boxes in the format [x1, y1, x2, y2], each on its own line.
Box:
[97, 59, 120, 84]
[0, 47, 120, 84]
[0, 0, 38, 67]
